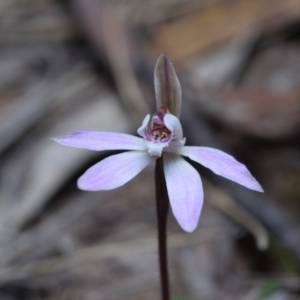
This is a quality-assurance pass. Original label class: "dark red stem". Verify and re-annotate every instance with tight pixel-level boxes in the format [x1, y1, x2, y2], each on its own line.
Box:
[155, 157, 170, 300]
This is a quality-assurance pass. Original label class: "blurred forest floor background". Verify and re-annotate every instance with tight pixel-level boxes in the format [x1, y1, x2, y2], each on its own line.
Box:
[1, 0, 300, 299]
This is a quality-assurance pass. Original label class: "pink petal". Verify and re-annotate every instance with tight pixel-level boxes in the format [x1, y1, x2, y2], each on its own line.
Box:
[52, 130, 146, 151]
[78, 151, 153, 191]
[137, 114, 150, 137]
[164, 114, 185, 151]
[163, 153, 203, 232]
[179, 147, 263, 192]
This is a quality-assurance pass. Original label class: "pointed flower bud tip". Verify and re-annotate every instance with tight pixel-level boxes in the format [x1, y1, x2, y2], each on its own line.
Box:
[154, 53, 182, 117]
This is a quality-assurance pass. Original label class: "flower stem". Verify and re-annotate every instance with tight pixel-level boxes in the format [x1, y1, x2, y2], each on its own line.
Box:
[155, 157, 170, 300]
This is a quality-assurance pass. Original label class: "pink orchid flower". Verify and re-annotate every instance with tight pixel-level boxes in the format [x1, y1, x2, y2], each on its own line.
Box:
[53, 54, 263, 232]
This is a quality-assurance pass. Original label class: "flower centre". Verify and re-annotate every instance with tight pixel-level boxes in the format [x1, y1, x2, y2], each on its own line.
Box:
[146, 123, 171, 143]
[145, 107, 171, 143]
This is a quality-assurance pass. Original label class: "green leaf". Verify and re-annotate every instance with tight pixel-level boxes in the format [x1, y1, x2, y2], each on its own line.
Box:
[260, 280, 280, 298]
[172, 294, 193, 300]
